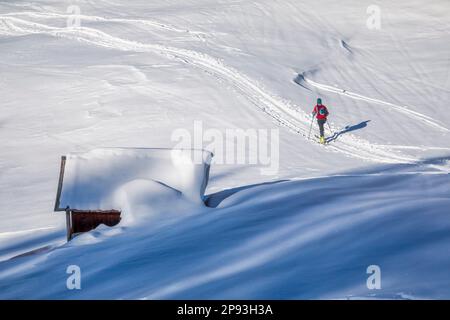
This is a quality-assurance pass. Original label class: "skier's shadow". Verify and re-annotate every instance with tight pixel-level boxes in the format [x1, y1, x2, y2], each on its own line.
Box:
[326, 120, 371, 143]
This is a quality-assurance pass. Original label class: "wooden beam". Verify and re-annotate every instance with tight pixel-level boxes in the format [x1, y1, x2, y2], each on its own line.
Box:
[66, 209, 73, 242]
[54, 156, 67, 212]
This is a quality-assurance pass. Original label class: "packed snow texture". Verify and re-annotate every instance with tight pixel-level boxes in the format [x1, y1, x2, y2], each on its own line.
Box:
[0, 0, 449, 299]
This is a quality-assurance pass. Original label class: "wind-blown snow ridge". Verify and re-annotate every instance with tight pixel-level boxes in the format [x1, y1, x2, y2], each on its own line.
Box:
[0, 227, 55, 238]
[0, 15, 414, 164]
[301, 75, 448, 132]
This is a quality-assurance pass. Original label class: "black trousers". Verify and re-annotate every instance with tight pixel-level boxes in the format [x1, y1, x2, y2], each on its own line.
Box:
[317, 119, 326, 137]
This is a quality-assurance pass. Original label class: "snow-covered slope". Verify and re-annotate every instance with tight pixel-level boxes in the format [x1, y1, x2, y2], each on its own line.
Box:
[1, 165, 450, 299]
[0, 0, 449, 299]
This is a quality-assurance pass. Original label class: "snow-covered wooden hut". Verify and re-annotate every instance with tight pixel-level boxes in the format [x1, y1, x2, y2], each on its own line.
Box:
[54, 148, 213, 241]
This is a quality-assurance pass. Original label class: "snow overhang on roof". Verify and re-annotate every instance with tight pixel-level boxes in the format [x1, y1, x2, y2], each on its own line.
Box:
[54, 148, 213, 212]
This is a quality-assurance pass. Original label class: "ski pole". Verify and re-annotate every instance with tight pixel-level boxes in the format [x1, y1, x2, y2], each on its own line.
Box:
[307, 116, 314, 139]
[326, 121, 333, 135]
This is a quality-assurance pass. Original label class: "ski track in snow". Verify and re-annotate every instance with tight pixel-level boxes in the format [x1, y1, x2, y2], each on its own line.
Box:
[0, 14, 417, 164]
[1, 10, 207, 39]
[301, 75, 449, 132]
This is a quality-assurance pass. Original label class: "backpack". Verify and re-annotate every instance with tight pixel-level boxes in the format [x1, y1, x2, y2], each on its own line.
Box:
[318, 106, 328, 116]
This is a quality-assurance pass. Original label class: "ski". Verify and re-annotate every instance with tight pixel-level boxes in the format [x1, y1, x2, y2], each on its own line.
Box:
[314, 135, 329, 145]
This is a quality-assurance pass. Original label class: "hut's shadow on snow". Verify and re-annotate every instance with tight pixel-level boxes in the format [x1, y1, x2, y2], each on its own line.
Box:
[206, 154, 450, 208]
[205, 180, 289, 208]
[326, 120, 370, 143]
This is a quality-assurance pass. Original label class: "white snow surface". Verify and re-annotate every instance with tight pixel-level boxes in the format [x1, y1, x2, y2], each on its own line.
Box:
[0, 0, 449, 299]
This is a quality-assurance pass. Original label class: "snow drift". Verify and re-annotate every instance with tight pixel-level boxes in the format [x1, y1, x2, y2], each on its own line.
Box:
[57, 148, 212, 223]
[1, 159, 450, 299]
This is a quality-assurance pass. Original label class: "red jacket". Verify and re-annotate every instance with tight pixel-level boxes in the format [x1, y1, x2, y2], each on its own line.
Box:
[313, 104, 329, 120]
